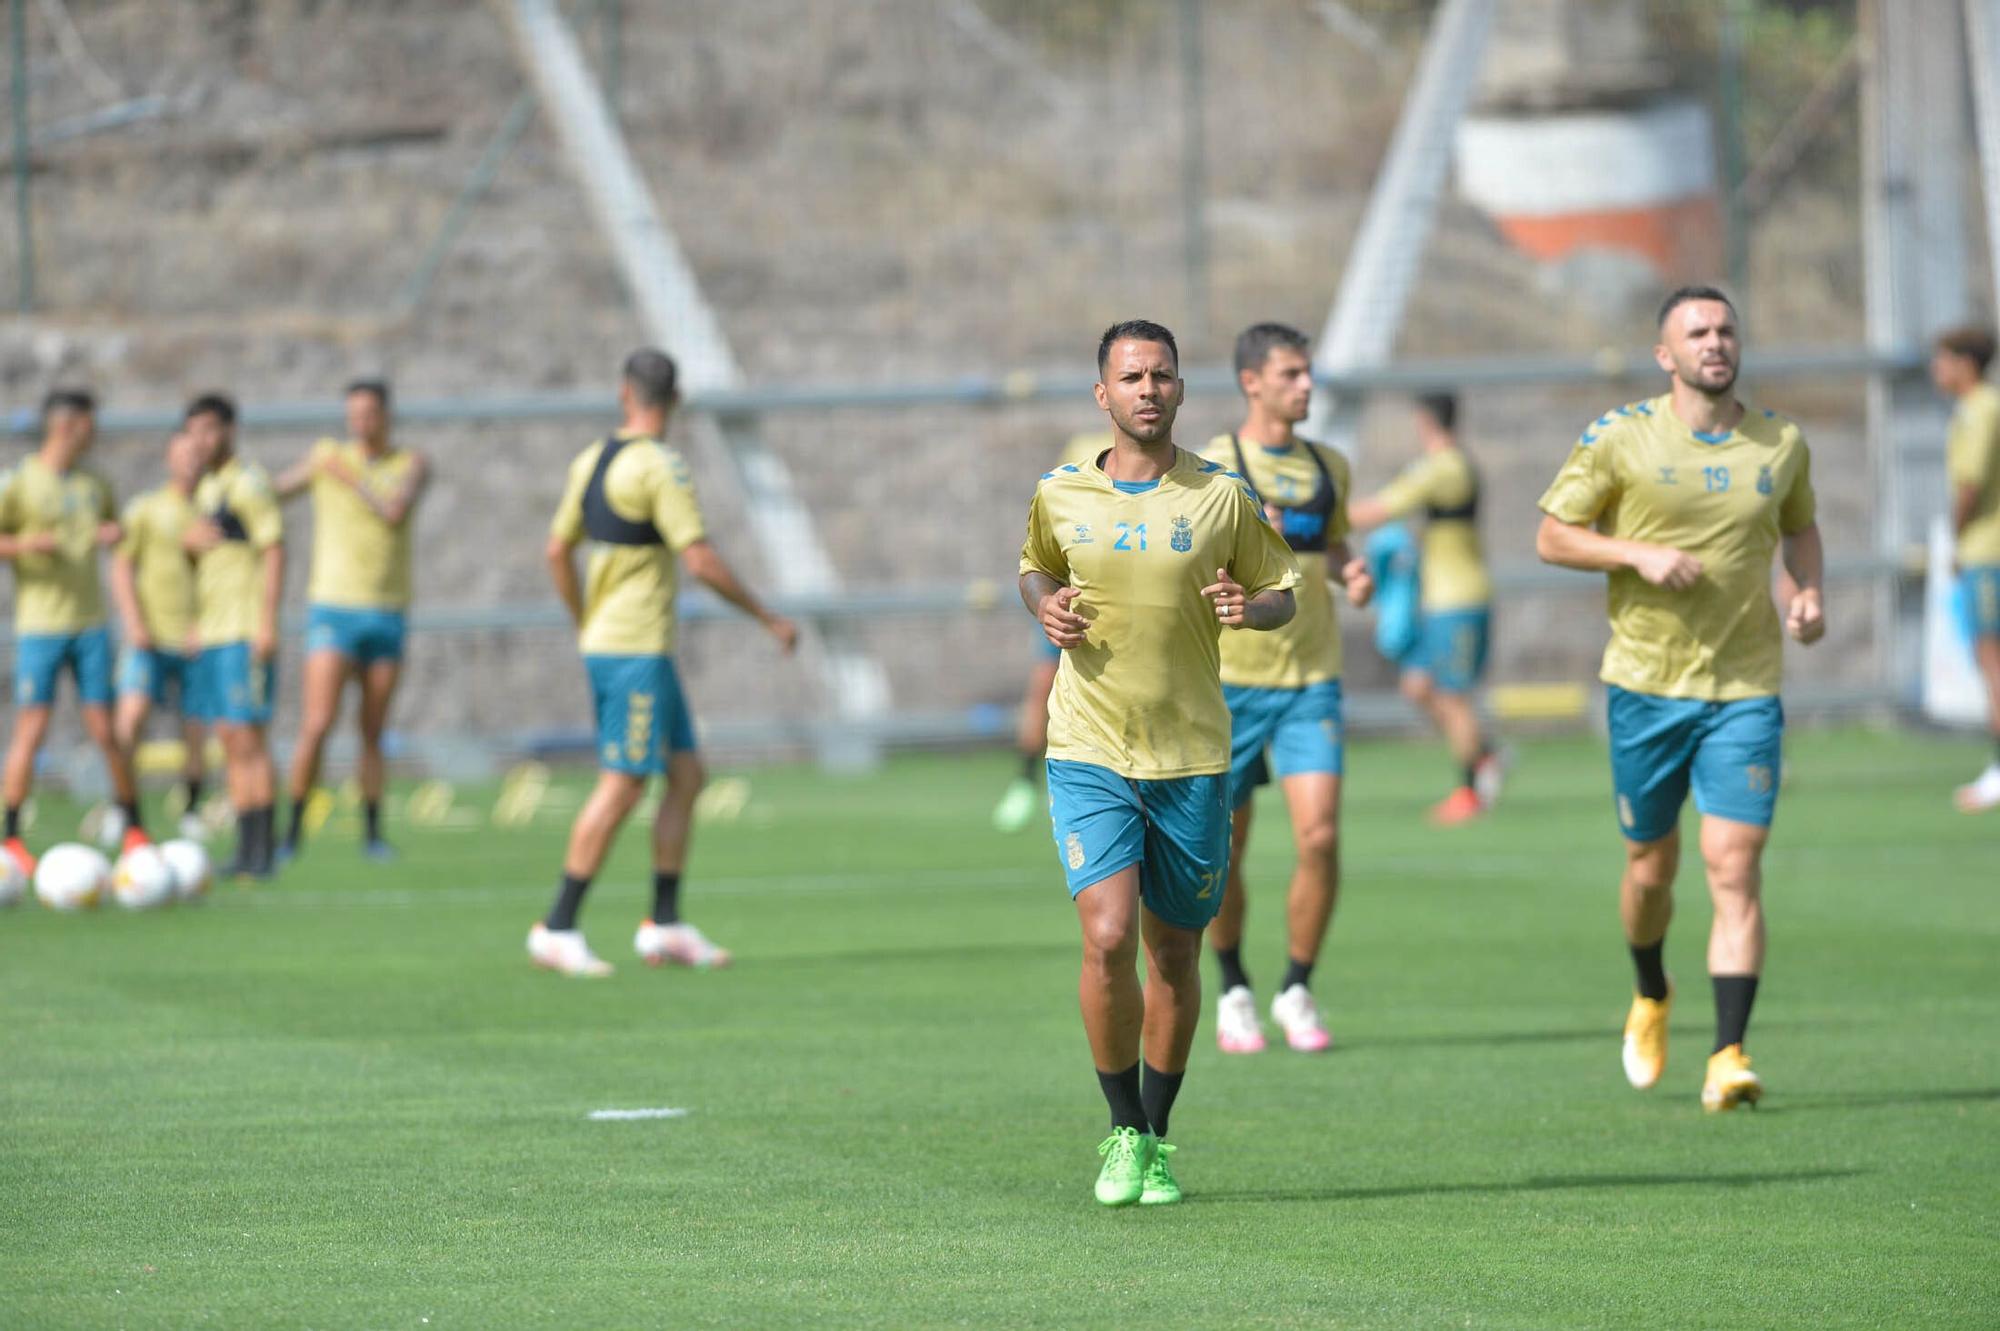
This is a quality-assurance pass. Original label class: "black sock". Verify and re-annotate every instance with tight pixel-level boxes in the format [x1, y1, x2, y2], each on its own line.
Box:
[185, 778, 204, 809]
[651, 871, 681, 924]
[1141, 1063, 1185, 1140]
[1631, 941, 1669, 1001]
[1712, 974, 1759, 1052]
[1020, 750, 1042, 782]
[118, 801, 142, 836]
[364, 800, 382, 844]
[255, 806, 278, 873]
[232, 810, 256, 870]
[1280, 956, 1314, 992]
[1216, 945, 1251, 993]
[4, 805, 18, 840]
[1096, 1061, 1147, 1132]
[545, 874, 591, 931]
[1462, 743, 1493, 792]
[284, 798, 306, 851]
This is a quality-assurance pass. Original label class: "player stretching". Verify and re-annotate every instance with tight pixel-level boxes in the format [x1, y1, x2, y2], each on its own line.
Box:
[528, 349, 797, 977]
[1348, 393, 1504, 824]
[1536, 286, 1823, 1112]
[108, 431, 209, 842]
[1197, 323, 1371, 1056]
[275, 380, 429, 861]
[993, 431, 1111, 832]
[182, 395, 286, 881]
[1929, 327, 2000, 811]
[1022, 320, 1299, 1206]
[0, 389, 149, 874]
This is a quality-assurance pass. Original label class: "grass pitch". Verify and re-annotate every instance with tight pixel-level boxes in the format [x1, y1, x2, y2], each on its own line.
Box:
[1, 729, 1995, 1329]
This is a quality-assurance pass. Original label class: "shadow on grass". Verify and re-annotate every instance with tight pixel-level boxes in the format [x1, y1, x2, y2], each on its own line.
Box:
[1203, 1167, 1865, 1205]
[1765, 1087, 2000, 1113]
[1339, 1020, 1817, 1053]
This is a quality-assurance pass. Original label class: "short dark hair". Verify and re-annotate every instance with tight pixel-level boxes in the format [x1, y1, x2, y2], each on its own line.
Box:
[183, 392, 237, 426]
[40, 388, 95, 419]
[1657, 284, 1736, 329]
[1097, 320, 1179, 375]
[1416, 392, 1458, 433]
[345, 379, 391, 406]
[621, 348, 679, 408]
[1232, 322, 1309, 378]
[1935, 325, 1998, 375]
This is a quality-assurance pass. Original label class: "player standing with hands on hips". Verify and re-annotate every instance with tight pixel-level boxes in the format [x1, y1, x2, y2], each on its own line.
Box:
[1021, 321, 1300, 1206]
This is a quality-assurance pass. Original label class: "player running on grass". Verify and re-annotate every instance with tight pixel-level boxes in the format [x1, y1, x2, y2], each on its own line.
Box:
[274, 379, 430, 862]
[0, 389, 150, 875]
[108, 430, 209, 843]
[1196, 323, 1372, 1056]
[528, 348, 797, 978]
[1021, 320, 1300, 1206]
[1347, 392, 1505, 825]
[1928, 326, 2000, 812]
[1535, 286, 1824, 1112]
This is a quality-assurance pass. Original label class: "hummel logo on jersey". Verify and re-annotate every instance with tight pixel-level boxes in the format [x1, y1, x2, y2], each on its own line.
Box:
[1658, 467, 1678, 486]
[1073, 524, 1093, 544]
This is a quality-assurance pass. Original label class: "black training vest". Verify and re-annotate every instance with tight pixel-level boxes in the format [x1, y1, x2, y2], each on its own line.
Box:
[208, 466, 249, 542]
[581, 435, 665, 546]
[1426, 458, 1481, 523]
[1230, 434, 1337, 554]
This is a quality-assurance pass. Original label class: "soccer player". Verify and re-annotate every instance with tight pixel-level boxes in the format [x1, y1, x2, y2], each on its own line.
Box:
[181, 394, 286, 880]
[1348, 393, 1504, 824]
[993, 430, 1112, 833]
[1195, 323, 1372, 1057]
[0, 389, 149, 873]
[273, 380, 429, 860]
[108, 430, 209, 842]
[1535, 286, 1824, 1112]
[528, 348, 797, 977]
[1929, 326, 2000, 811]
[1021, 320, 1300, 1206]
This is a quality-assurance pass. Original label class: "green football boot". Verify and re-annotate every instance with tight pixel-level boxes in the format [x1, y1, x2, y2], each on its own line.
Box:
[992, 777, 1039, 833]
[1093, 1126, 1156, 1206]
[1138, 1140, 1182, 1205]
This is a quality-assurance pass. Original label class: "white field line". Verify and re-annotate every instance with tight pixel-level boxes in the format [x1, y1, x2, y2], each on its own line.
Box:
[587, 1107, 689, 1121]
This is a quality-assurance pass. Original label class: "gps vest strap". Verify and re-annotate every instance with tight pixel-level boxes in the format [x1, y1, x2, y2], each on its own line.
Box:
[1230, 434, 1336, 554]
[582, 436, 664, 546]
[1426, 462, 1481, 523]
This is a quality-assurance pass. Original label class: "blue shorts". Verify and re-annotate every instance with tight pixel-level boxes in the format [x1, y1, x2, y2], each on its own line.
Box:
[1223, 679, 1345, 810]
[1960, 566, 2000, 638]
[306, 604, 408, 665]
[586, 654, 697, 775]
[1045, 759, 1230, 930]
[117, 645, 192, 708]
[189, 642, 276, 726]
[14, 626, 114, 709]
[1401, 607, 1491, 694]
[1608, 686, 1784, 842]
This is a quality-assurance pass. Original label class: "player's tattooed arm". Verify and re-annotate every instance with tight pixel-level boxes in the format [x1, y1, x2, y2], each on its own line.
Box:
[1202, 568, 1295, 631]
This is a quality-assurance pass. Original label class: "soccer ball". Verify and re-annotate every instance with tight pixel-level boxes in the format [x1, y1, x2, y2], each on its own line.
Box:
[159, 839, 212, 902]
[34, 843, 110, 911]
[0, 857, 24, 908]
[112, 844, 178, 911]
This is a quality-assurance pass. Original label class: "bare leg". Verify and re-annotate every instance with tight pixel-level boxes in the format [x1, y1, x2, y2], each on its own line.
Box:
[80, 705, 139, 809]
[650, 750, 705, 874]
[1699, 816, 1768, 977]
[287, 650, 351, 806]
[1139, 907, 1204, 1074]
[563, 770, 647, 880]
[1205, 802, 1254, 954]
[1403, 670, 1486, 771]
[1620, 829, 1680, 950]
[181, 718, 207, 795]
[1977, 636, 2000, 745]
[114, 693, 151, 756]
[1278, 772, 1340, 967]
[357, 659, 400, 810]
[3, 705, 51, 812]
[1075, 867, 1144, 1073]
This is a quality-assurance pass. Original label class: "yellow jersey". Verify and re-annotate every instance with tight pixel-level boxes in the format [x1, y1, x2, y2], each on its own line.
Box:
[1947, 383, 2000, 565]
[1373, 447, 1492, 611]
[1197, 433, 1350, 689]
[116, 484, 198, 646]
[1539, 394, 1817, 701]
[192, 456, 285, 647]
[0, 455, 115, 634]
[1020, 446, 1302, 779]
[549, 430, 708, 657]
[305, 439, 419, 610]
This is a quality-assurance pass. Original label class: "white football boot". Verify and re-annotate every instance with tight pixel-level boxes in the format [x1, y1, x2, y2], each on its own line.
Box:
[1270, 983, 1332, 1052]
[634, 919, 733, 969]
[1215, 984, 1267, 1054]
[1954, 763, 2000, 813]
[528, 923, 613, 977]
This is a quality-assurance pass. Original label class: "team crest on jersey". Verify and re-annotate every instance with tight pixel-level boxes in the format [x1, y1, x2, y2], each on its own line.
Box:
[1065, 832, 1087, 871]
[1757, 465, 1774, 495]
[1072, 523, 1093, 544]
[1170, 514, 1194, 552]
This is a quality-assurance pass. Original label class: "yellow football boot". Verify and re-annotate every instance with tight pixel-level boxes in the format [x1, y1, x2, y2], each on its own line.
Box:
[1702, 1044, 1763, 1112]
[1621, 983, 1672, 1090]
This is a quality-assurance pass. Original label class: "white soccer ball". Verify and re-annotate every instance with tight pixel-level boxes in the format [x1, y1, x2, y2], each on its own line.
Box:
[159, 839, 212, 902]
[34, 842, 110, 912]
[0, 857, 24, 908]
[112, 844, 178, 911]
